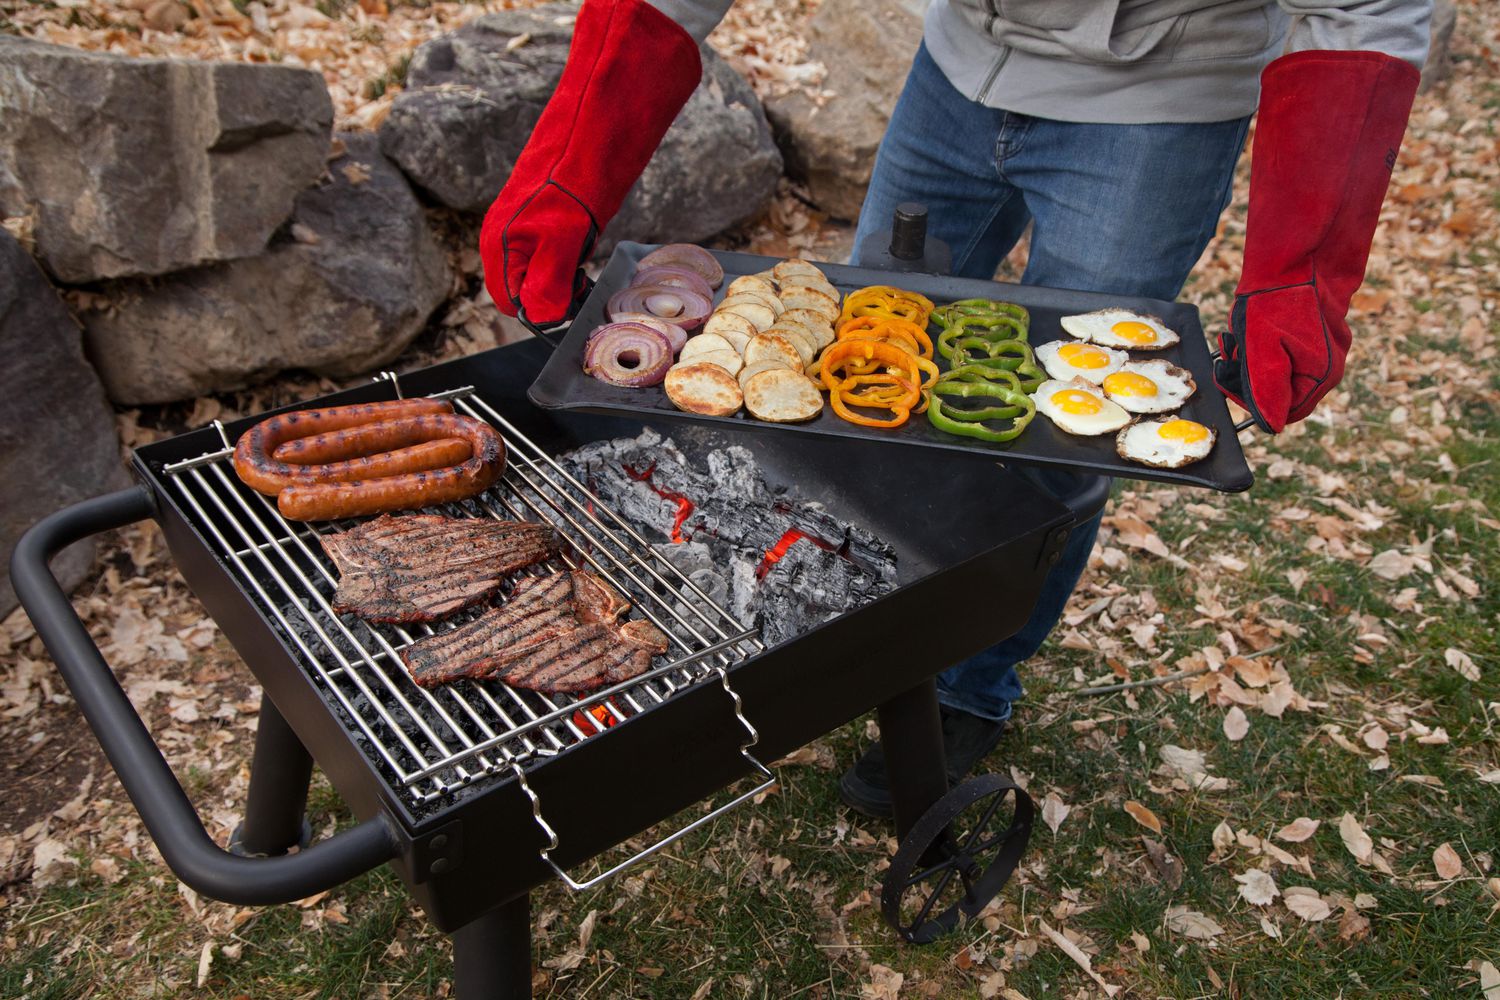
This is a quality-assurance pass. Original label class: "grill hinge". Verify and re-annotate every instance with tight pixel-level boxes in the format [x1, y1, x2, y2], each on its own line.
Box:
[1034, 523, 1072, 571]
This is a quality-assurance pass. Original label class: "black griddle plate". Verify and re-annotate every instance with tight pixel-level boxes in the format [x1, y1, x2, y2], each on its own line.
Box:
[528, 243, 1254, 493]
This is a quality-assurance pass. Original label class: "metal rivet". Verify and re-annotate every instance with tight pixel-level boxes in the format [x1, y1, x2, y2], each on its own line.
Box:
[430, 834, 449, 851]
[430, 857, 452, 876]
[1048, 551, 1061, 566]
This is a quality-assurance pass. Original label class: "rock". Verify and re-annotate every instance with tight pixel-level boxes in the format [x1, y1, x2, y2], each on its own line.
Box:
[379, 4, 781, 248]
[0, 233, 129, 616]
[1419, 0, 1456, 94]
[763, 0, 925, 220]
[81, 134, 452, 405]
[0, 36, 333, 284]
[599, 51, 783, 255]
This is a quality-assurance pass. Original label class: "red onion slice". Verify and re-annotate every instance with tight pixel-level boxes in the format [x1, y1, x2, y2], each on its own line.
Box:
[607, 285, 711, 330]
[636, 244, 724, 289]
[605, 313, 688, 353]
[630, 265, 713, 301]
[583, 323, 674, 387]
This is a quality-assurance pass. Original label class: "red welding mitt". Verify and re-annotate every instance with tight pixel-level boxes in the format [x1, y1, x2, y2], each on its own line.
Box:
[479, 0, 702, 326]
[1214, 50, 1419, 433]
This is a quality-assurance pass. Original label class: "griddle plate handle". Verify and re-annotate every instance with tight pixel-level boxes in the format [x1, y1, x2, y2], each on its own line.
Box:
[9, 486, 400, 907]
[513, 664, 777, 892]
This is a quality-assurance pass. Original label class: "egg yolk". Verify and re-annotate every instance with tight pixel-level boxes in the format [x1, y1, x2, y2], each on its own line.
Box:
[1110, 320, 1158, 344]
[1054, 389, 1103, 415]
[1159, 419, 1210, 443]
[1103, 371, 1159, 397]
[1058, 342, 1111, 369]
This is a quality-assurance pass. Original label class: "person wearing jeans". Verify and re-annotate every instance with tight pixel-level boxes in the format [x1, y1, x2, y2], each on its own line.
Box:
[478, 0, 1432, 816]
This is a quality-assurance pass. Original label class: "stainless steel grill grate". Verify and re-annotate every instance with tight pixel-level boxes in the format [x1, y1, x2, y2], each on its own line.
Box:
[161, 383, 763, 808]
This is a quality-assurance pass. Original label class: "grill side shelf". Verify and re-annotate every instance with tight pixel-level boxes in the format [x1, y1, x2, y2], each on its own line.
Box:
[156, 384, 765, 814]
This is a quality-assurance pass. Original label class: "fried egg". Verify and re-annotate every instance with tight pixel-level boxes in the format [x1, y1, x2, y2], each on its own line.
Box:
[1034, 379, 1132, 436]
[1061, 309, 1180, 350]
[1035, 340, 1126, 384]
[1116, 417, 1216, 468]
[1100, 359, 1197, 414]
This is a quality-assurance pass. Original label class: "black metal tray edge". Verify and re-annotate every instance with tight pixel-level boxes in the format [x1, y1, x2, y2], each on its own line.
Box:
[528, 243, 1255, 494]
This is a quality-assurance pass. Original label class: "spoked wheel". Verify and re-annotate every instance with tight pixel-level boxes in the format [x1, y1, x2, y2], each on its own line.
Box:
[881, 774, 1035, 944]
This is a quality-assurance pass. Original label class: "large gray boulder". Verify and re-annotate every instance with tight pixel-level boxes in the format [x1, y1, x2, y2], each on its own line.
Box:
[1, 233, 129, 616]
[81, 134, 452, 405]
[379, 5, 781, 250]
[0, 36, 333, 284]
[763, 0, 926, 221]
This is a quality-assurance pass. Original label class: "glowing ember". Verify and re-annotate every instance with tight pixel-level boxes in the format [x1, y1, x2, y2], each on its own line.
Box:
[571, 701, 620, 736]
[622, 461, 695, 543]
[755, 529, 835, 580]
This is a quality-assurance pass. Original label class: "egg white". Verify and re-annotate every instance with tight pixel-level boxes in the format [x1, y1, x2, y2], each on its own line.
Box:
[1060, 309, 1180, 350]
[1035, 340, 1127, 384]
[1100, 359, 1197, 414]
[1034, 378, 1133, 436]
[1116, 418, 1216, 468]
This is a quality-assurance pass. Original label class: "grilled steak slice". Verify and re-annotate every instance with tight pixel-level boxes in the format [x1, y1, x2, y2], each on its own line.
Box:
[493, 616, 672, 693]
[571, 568, 630, 624]
[322, 514, 560, 623]
[401, 572, 576, 687]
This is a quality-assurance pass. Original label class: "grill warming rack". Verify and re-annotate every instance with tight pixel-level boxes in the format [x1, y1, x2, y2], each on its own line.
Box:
[159, 376, 766, 814]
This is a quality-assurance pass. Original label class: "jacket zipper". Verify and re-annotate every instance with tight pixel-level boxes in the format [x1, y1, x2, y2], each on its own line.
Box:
[975, 47, 1011, 105]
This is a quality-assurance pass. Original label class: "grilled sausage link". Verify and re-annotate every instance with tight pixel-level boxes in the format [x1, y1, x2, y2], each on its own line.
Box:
[277, 415, 506, 521]
[232, 399, 454, 496]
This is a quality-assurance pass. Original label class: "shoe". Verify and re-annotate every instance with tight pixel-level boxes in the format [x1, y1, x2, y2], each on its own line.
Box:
[838, 707, 1008, 819]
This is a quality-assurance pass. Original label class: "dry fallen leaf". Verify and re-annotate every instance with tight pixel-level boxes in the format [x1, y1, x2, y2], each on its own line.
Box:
[1142, 837, 1184, 890]
[1367, 549, 1414, 580]
[1037, 919, 1121, 996]
[1223, 706, 1250, 741]
[1445, 648, 1480, 681]
[1339, 813, 1374, 865]
[1276, 817, 1321, 843]
[1481, 961, 1500, 1000]
[1235, 869, 1280, 906]
[862, 964, 905, 1000]
[1042, 792, 1071, 835]
[1212, 821, 1236, 855]
[1433, 842, 1463, 880]
[1283, 886, 1333, 922]
[1337, 905, 1371, 942]
[1123, 800, 1162, 834]
[1163, 906, 1225, 941]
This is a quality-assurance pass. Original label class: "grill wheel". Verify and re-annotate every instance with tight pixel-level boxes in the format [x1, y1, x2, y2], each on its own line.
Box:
[880, 774, 1035, 945]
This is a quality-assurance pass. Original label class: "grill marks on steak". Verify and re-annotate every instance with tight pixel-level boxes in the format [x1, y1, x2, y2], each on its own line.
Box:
[400, 569, 672, 694]
[321, 514, 560, 623]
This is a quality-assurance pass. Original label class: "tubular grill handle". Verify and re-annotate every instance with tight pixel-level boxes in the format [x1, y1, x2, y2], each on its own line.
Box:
[514, 664, 777, 892]
[9, 487, 400, 906]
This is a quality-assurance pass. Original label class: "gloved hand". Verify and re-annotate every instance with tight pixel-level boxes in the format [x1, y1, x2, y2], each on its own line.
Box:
[1215, 50, 1419, 433]
[479, 0, 702, 326]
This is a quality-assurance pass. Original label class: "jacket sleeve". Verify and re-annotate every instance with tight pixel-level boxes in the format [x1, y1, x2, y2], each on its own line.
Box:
[1277, 0, 1433, 67]
[645, 0, 737, 42]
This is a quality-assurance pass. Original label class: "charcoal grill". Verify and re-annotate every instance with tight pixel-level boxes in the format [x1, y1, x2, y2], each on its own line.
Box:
[12, 338, 1100, 995]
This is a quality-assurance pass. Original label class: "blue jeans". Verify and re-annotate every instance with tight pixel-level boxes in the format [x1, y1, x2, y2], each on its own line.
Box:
[852, 43, 1250, 723]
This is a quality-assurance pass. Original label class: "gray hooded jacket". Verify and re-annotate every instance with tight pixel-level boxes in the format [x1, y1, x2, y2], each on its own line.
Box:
[651, 0, 1431, 123]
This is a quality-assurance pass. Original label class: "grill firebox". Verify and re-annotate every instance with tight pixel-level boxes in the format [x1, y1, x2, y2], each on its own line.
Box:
[14, 339, 1095, 995]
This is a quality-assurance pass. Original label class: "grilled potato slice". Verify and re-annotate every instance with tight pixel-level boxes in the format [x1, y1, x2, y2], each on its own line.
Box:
[664, 362, 743, 416]
[744, 332, 804, 373]
[702, 312, 755, 354]
[719, 300, 777, 331]
[694, 349, 743, 376]
[737, 358, 793, 390]
[744, 368, 824, 423]
[773, 260, 828, 285]
[779, 288, 840, 324]
[766, 322, 817, 369]
[679, 333, 736, 363]
[726, 274, 778, 299]
[723, 289, 783, 316]
[781, 308, 835, 350]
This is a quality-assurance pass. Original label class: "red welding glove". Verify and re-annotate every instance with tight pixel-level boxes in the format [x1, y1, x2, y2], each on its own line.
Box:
[1214, 50, 1419, 433]
[479, 0, 702, 326]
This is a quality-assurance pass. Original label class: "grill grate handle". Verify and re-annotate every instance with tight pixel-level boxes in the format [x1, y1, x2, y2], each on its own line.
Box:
[512, 664, 776, 892]
[9, 487, 400, 906]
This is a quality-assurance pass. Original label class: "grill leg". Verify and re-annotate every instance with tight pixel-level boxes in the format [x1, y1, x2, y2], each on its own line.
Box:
[453, 892, 533, 998]
[878, 680, 949, 840]
[231, 693, 313, 857]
